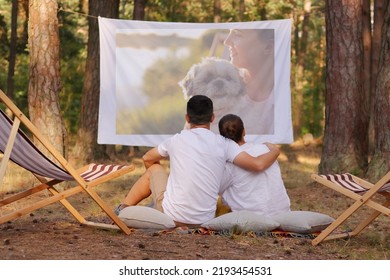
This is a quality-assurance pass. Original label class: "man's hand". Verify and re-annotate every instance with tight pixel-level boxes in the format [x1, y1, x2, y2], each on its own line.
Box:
[233, 142, 280, 172]
[264, 142, 280, 154]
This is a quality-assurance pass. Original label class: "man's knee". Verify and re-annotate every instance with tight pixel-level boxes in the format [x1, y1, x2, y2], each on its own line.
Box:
[147, 163, 165, 172]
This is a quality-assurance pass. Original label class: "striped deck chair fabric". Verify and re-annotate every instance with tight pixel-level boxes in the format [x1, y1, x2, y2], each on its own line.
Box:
[311, 171, 390, 245]
[319, 173, 390, 193]
[1, 110, 128, 182]
[0, 89, 134, 234]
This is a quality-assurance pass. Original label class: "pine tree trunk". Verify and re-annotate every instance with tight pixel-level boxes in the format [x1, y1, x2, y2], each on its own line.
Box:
[257, 0, 267, 20]
[362, 0, 371, 129]
[366, 1, 390, 181]
[368, 0, 385, 154]
[133, 0, 147, 20]
[74, 0, 119, 163]
[214, 0, 221, 23]
[319, 1, 369, 175]
[238, 0, 245, 21]
[28, 0, 66, 158]
[293, 0, 311, 138]
[6, 0, 18, 100]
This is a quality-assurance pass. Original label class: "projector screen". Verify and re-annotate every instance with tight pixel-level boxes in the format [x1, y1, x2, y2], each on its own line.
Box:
[98, 17, 293, 147]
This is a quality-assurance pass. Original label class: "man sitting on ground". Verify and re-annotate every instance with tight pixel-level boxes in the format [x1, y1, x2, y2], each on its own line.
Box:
[115, 95, 280, 226]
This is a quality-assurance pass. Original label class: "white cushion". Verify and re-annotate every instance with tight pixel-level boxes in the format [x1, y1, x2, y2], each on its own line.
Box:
[271, 211, 335, 234]
[201, 211, 280, 233]
[118, 206, 176, 229]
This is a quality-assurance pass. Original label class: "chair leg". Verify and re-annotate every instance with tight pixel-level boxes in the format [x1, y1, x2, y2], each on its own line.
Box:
[312, 198, 367, 246]
[0, 182, 53, 207]
[312, 198, 390, 246]
[81, 187, 132, 235]
[350, 199, 390, 236]
[0, 186, 84, 225]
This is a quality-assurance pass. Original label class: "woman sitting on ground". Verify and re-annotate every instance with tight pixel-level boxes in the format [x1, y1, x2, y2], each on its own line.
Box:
[218, 114, 291, 216]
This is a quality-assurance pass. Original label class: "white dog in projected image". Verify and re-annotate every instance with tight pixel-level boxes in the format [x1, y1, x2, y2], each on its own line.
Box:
[179, 57, 246, 133]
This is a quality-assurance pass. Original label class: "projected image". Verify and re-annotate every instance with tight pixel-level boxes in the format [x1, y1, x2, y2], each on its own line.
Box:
[98, 18, 292, 146]
[115, 29, 229, 135]
[115, 28, 274, 135]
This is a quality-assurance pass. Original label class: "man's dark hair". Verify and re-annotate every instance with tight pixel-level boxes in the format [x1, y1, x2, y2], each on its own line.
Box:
[186, 95, 213, 125]
[218, 114, 244, 143]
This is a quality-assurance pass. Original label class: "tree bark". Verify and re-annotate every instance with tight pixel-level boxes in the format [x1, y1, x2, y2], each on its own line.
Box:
[238, 0, 245, 21]
[257, 0, 267, 20]
[78, 0, 88, 14]
[20, 0, 29, 52]
[366, 1, 390, 181]
[28, 0, 66, 158]
[293, 0, 311, 138]
[7, 0, 18, 100]
[214, 0, 221, 23]
[362, 0, 371, 122]
[74, 0, 119, 163]
[368, 0, 385, 153]
[133, 0, 147, 20]
[319, 1, 369, 175]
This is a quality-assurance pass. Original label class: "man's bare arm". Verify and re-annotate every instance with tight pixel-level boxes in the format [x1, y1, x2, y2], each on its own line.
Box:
[142, 147, 166, 169]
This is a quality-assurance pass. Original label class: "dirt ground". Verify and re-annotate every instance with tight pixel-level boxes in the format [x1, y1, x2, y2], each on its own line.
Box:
[1, 142, 389, 260]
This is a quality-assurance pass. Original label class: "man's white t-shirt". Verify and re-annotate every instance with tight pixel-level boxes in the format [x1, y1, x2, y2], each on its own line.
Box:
[220, 142, 290, 217]
[158, 128, 242, 224]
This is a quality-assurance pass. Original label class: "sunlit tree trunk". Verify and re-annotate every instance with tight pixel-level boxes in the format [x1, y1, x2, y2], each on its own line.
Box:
[6, 0, 18, 100]
[20, 0, 29, 51]
[28, 0, 66, 157]
[214, 0, 221, 23]
[74, 0, 119, 163]
[238, 0, 245, 21]
[293, 0, 311, 138]
[78, 0, 88, 14]
[368, 0, 385, 153]
[362, 0, 371, 134]
[257, 0, 267, 20]
[319, 0, 369, 175]
[367, 1, 390, 181]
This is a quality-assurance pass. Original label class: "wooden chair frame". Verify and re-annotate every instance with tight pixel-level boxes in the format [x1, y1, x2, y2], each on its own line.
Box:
[311, 172, 390, 246]
[0, 89, 134, 234]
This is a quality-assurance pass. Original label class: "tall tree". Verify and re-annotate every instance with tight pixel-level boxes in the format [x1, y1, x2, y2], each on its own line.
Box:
[214, 0, 221, 23]
[292, 0, 311, 137]
[238, 0, 245, 21]
[28, 0, 66, 157]
[319, 1, 369, 175]
[133, 0, 147, 20]
[368, 0, 385, 152]
[366, 1, 390, 181]
[7, 0, 18, 100]
[79, 0, 88, 14]
[75, 0, 119, 163]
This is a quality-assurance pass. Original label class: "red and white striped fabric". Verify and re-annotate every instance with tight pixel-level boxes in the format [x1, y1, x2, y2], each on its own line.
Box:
[80, 164, 128, 182]
[1, 110, 129, 182]
[319, 173, 390, 193]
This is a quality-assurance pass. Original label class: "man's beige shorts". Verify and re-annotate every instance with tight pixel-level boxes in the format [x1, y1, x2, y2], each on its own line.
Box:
[149, 168, 168, 212]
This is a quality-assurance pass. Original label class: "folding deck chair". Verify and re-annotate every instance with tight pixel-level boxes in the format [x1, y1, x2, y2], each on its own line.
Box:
[0, 89, 134, 234]
[311, 172, 390, 245]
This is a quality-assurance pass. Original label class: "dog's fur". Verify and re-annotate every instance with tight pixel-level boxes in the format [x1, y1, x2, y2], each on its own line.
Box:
[179, 57, 246, 132]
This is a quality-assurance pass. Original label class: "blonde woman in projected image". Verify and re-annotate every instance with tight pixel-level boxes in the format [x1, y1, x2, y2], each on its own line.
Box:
[224, 29, 275, 135]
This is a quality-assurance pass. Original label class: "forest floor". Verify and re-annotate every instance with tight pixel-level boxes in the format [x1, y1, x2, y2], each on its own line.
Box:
[1, 139, 390, 261]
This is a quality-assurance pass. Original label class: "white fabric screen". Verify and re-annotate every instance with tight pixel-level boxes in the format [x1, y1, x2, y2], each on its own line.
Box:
[98, 17, 293, 146]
